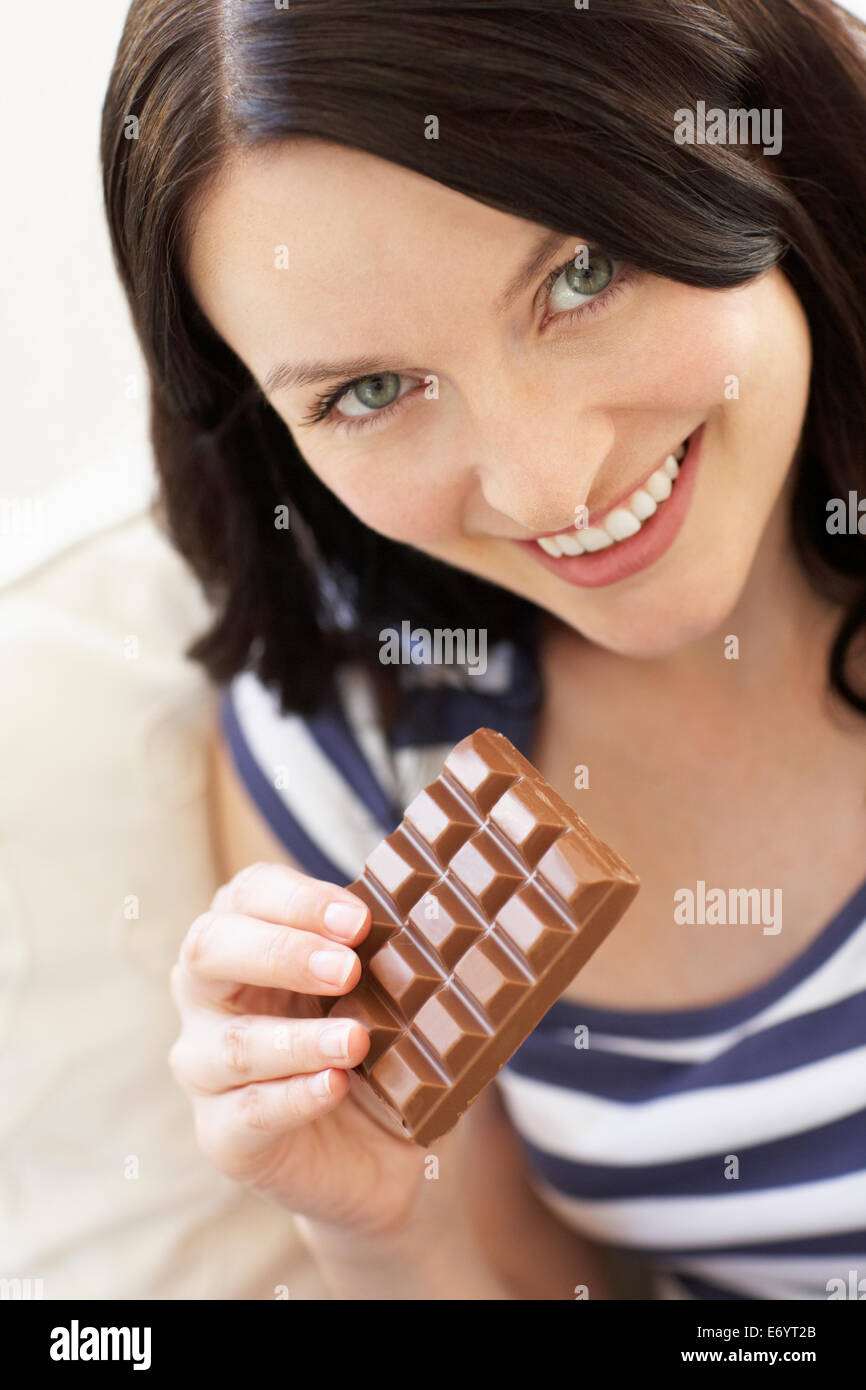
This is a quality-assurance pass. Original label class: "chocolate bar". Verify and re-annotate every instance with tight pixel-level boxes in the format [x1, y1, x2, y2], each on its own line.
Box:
[313, 728, 639, 1146]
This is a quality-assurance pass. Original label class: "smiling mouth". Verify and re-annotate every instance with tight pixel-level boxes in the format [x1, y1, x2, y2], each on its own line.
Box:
[532, 437, 690, 557]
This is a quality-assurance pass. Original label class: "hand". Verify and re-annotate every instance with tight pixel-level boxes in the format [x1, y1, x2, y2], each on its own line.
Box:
[169, 861, 431, 1238]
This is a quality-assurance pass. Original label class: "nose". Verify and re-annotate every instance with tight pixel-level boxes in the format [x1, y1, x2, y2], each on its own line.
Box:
[461, 375, 609, 536]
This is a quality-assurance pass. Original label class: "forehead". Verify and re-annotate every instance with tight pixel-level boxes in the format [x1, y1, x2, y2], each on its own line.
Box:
[185, 139, 541, 374]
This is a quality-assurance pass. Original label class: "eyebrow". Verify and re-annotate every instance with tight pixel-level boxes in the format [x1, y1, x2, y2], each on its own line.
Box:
[493, 227, 567, 315]
[261, 227, 568, 398]
[262, 354, 403, 396]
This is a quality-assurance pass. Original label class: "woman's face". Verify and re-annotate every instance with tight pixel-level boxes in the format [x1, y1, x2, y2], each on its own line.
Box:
[186, 139, 812, 659]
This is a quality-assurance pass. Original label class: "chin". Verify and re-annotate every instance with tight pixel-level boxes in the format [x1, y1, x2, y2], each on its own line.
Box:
[553, 570, 751, 661]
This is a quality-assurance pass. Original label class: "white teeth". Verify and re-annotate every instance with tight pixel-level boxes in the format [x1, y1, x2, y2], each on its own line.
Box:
[645, 469, 673, 502]
[557, 531, 585, 556]
[533, 438, 688, 558]
[603, 508, 642, 542]
[630, 489, 657, 521]
[537, 535, 563, 557]
[576, 526, 613, 552]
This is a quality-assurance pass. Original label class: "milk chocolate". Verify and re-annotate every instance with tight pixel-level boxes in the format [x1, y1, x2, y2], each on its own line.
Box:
[312, 727, 639, 1146]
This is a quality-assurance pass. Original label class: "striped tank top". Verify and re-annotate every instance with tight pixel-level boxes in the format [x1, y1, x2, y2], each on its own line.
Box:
[221, 634, 866, 1301]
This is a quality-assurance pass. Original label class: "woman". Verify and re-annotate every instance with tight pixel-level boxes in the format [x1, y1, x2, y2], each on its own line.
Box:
[101, 0, 866, 1299]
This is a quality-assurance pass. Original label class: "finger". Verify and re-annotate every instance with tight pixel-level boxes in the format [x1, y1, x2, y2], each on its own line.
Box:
[170, 1013, 371, 1095]
[174, 911, 362, 1006]
[212, 862, 370, 945]
[194, 1068, 351, 1165]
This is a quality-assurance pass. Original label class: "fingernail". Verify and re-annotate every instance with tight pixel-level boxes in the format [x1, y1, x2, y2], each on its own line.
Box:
[320, 1023, 352, 1060]
[313, 1070, 332, 1099]
[310, 948, 355, 987]
[323, 901, 367, 940]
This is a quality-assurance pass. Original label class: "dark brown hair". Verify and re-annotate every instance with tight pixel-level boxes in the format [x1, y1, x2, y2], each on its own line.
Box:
[101, 0, 866, 715]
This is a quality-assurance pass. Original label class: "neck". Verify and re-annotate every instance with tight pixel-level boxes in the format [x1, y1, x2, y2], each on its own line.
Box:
[665, 494, 836, 697]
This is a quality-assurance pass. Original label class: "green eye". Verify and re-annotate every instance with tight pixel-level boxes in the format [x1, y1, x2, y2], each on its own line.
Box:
[564, 252, 614, 296]
[342, 371, 402, 415]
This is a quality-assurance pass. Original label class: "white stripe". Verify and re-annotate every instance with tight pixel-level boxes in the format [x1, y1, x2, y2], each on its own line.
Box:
[334, 665, 402, 805]
[528, 1167, 866, 1251]
[661, 1252, 866, 1301]
[548, 913, 866, 1066]
[395, 639, 516, 693]
[393, 742, 457, 812]
[746, 906, 866, 1029]
[497, 1044, 866, 1164]
[231, 672, 383, 879]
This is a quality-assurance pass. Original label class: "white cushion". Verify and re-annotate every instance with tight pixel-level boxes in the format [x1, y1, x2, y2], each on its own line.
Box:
[0, 511, 330, 1299]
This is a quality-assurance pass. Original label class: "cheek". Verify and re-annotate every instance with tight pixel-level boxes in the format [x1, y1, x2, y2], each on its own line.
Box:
[601, 281, 766, 415]
[297, 438, 465, 546]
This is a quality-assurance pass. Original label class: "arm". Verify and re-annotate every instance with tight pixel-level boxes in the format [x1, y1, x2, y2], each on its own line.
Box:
[208, 717, 619, 1299]
[292, 1082, 618, 1300]
[208, 714, 297, 876]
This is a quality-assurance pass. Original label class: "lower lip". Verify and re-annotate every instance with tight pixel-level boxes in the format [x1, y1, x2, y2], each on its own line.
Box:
[515, 424, 706, 589]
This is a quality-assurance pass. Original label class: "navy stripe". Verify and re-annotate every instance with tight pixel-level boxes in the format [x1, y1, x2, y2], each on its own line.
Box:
[389, 640, 542, 758]
[504, 992, 866, 1099]
[220, 688, 351, 886]
[517, 1105, 866, 1202]
[389, 683, 539, 760]
[608, 1234, 866, 1273]
[306, 696, 402, 830]
[616, 1228, 866, 1262]
[537, 878, 866, 1038]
